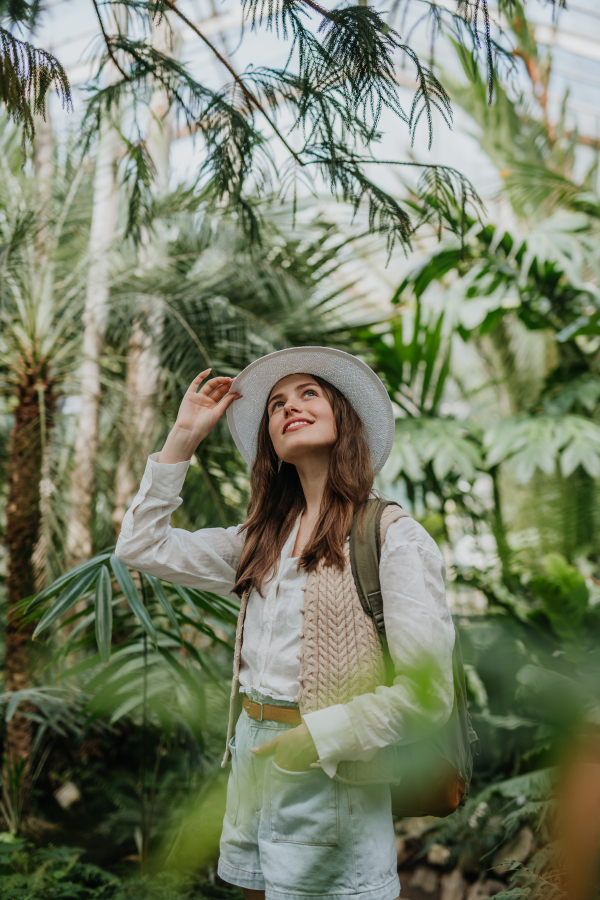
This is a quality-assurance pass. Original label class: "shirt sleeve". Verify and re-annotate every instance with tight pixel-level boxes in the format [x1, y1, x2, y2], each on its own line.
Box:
[115, 453, 244, 597]
[303, 516, 455, 778]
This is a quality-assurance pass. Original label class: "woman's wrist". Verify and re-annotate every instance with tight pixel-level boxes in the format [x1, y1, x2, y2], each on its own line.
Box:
[157, 425, 200, 464]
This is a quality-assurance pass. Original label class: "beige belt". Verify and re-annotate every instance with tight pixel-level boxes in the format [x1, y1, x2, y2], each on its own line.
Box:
[243, 695, 302, 725]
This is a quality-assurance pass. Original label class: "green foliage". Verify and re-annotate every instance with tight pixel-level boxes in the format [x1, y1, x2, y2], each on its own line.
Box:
[95, 567, 113, 665]
[0, 838, 119, 899]
[0, 836, 244, 899]
[22, 552, 237, 745]
[493, 844, 566, 900]
[1, 6, 598, 890]
[445, 0, 592, 222]
[527, 554, 589, 639]
[76, 0, 501, 246]
[362, 19, 600, 889]
[485, 416, 600, 484]
[0, 2, 71, 149]
[387, 417, 482, 484]
[366, 308, 452, 416]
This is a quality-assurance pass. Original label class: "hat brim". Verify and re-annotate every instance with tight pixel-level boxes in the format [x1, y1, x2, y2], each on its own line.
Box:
[226, 347, 394, 475]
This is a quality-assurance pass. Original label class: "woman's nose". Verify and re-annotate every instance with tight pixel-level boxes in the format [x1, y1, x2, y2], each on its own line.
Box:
[284, 398, 301, 415]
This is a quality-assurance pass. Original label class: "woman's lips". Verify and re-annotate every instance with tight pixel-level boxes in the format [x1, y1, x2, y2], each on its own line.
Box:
[283, 419, 313, 434]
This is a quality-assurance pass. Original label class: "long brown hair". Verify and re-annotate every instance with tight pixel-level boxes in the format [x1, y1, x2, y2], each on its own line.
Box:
[234, 375, 373, 597]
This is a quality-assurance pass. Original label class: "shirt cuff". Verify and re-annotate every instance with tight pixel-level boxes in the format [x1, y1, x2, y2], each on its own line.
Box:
[140, 452, 191, 501]
[302, 704, 356, 779]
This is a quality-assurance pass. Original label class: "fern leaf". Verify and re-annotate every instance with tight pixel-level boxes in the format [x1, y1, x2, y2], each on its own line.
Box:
[0, 26, 72, 148]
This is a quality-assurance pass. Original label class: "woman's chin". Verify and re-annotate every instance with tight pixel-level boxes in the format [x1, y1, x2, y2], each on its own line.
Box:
[277, 439, 333, 465]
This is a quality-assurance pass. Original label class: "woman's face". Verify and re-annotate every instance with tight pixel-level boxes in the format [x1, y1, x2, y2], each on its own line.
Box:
[267, 373, 337, 465]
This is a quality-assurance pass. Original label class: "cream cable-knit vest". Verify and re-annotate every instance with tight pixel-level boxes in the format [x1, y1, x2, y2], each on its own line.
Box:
[222, 504, 410, 784]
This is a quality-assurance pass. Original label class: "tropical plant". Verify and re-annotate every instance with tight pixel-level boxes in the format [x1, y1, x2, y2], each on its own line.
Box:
[359, 8, 600, 884]
[0, 119, 93, 762]
[47, 0, 493, 247]
[0, 1, 71, 147]
[373, 0, 600, 574]
[16, 548, 236, 859]
[5, 0, 544, 242]
[0, 834, 243, 898]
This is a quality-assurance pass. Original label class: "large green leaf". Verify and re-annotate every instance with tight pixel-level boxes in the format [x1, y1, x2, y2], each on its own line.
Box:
[56, 653, 102, 682]
[110, 555, 157, 643]
[382, 418, 482, 485]
[393, 247, 463, 302]
[33, 568, 99, 638]
[26, 553, 112, 611]
[485, 415, 600, 483]
[95, 566, 113, 663]
[172, 583, 203, 621]
[146, 575, 181, 636]
[492, 767, 556, 801]
[558, 417, 600, 478]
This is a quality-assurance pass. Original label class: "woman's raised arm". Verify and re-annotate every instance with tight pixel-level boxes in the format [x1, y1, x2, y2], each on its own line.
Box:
[115, 371, 243, 597]
[158, 369, 241, 464]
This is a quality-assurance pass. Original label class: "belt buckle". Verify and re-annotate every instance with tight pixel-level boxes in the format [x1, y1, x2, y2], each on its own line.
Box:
[249, 699, 264, 722]
[256, 701, 264, 722]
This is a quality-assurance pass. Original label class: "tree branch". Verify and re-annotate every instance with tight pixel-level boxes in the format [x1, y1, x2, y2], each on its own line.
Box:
[91, 0, 131, 82]
[161, 0, 304, 165]
[299, 0, 334, 19]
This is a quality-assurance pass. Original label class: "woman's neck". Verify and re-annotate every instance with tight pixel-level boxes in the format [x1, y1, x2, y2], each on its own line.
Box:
[291, 453, 330, 557]
[295, 454, 329, 517]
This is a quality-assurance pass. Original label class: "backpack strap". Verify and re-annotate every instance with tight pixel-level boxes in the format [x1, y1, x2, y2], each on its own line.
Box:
[350, 499, 407, 634]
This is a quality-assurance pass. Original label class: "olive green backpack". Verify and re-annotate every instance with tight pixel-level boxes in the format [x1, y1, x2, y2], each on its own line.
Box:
[349, 499, 479, 818]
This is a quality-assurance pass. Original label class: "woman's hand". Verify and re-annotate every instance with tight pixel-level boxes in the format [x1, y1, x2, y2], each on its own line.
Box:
[158, 369, 241, 464]
[250, 723, 319, 772]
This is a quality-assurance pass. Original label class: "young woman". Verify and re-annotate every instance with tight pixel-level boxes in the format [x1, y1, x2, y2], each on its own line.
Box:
[116, 346, 455, 900]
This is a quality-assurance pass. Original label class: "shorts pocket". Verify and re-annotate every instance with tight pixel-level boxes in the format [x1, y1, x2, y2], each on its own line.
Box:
[225, 737, 240, 826]
[269, 761, 338, 845]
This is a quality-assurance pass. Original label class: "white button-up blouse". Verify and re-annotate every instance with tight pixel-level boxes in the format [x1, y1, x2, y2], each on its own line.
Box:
[116, 453, 456, 777]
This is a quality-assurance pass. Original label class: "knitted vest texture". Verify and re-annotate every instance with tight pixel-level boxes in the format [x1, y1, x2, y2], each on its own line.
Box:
[222, 504, 410, 784]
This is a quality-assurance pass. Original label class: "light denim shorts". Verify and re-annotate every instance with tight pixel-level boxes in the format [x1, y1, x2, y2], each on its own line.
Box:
[218, 691, 400, 900]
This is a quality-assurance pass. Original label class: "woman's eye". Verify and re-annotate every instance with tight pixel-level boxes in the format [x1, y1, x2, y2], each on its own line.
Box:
[303, 390, 317, 398]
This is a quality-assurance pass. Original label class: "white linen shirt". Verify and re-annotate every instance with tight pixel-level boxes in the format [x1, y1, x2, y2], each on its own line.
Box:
[116, 453, 455, 778]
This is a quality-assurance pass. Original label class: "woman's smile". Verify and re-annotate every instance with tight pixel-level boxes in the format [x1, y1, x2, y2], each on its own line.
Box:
[283, 417, 314, 434]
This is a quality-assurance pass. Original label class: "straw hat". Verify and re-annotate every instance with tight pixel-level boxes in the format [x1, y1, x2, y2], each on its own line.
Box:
[226, 346, 395, 474]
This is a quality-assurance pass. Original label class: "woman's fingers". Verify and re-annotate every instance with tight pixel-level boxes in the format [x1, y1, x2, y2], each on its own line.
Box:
[213, 391, 242, 420]
[209, 380, 235, 403]
[198, 375, 233, 397]
[186, 369, 211, 394]
[250, 734, 281, 756]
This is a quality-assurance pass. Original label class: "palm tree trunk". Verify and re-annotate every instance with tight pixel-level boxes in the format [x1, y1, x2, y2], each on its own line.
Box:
[3, 115, 56, 765]
[66, 6, 126, 566]
[5, 371, 55, 762]
[31, 112, 55, 589]
[65, 120, 119, 565]
[113, 16, 179, 529]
